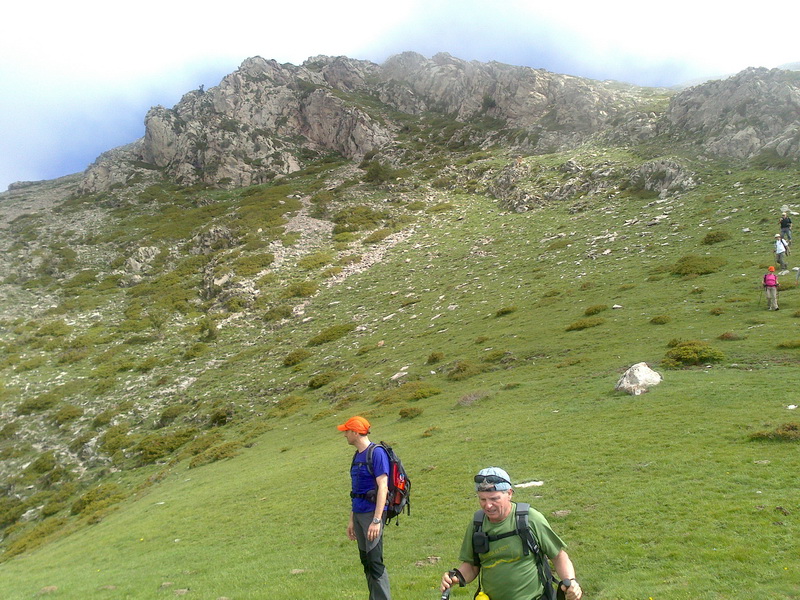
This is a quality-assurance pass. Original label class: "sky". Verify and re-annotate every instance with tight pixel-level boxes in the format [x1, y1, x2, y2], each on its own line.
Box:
[1, 0, 798, 193]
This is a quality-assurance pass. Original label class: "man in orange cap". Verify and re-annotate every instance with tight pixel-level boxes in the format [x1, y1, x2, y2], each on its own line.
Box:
[764, 265, 779, 310]
[338, 416, 391, 600]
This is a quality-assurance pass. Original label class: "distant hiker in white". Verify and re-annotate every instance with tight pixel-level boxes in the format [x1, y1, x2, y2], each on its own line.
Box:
[774, 234, 789, 272]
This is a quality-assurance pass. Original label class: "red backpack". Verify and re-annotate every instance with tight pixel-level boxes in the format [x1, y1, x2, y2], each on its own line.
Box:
[360, 441, 411, 524]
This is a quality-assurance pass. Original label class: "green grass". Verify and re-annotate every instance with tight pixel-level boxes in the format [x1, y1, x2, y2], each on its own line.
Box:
[2, 150, 800, 599]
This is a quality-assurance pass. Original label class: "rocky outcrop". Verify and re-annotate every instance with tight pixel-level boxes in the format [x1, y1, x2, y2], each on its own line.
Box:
[664, 67, 800, 161]
[616, 362, 662, 395]
[78, 55, 800, 196]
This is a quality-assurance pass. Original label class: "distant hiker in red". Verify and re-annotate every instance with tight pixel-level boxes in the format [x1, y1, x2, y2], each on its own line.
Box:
[764, 266, 779, 310]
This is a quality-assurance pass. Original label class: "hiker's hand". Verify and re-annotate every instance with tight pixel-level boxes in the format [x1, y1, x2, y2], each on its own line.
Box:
[562, 580, 582, 600]
[346, 522, 356, 541]
[440, 572, 455, 593]
[367, 521, 381, 541]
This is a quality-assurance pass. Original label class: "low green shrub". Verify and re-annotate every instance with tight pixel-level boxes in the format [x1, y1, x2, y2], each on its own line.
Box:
[584, 304, 608, 316]
[272, 395, 307, 418]
[399, 406, 423, 419]
[188, 441, 242, 469]
[308, 371, 338, 389]
[495, 305, 517, 317]
[264, 305, 293, 322]
[426, 352, 444, 365]
[702, 231, 731, 245]
[308, 323, 356, 346]
[71, 483, 126, 516]
[445, 360, 485, 381]
[663, 340, 724, 367]
[671, 255, 727, 276]
[158, 404, 189, 427]
[16, 393, 60, 415]
[709, 307, 724, 316]
[52, 404, 83, 426]
[650, 315, 671, 325]
[135, 428, 198, 464]
[776, 339, 800, 349]
[282, 280, 319, 299]
[375, 381, 442, 405]
[566, 317, 606, 331]
[718, 332, 745, 341]
[298, 251, 334, 270]
[749, 423, 800, 442]
[284, 348, 312, 366]
[363, 228, 392, 244]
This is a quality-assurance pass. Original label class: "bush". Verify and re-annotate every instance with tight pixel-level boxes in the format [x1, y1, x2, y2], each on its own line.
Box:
[663, 340, 724, 367]
[363, 228, 393, 245]
[16, 392, 60, 415]
[565, 317, 605, 331]
[650, 315, 671, 325]
[584, 304, 608, 316]
[702, 231, 731, 245]
[284, 348, 312, 366]
[308, 371, 338, 389]
[749, 423, 800, 442]
[718, 332, 744, 341]
[426, 352, 444, 365]
[264, 305, 293, 322]
[495, 306, 517, 317]
[671, 255, 726, 276]
[399, 406, 423, 419]
[308, 323, 356, 346]
[282, 280, 319, 299]
[709, 307, 725, 316]
[158, 404, 189, 427]
[135, 428, 198, 464]
[272, 395, 307, 418]
[71, 483, 126, 516]
[188, 441, 242, 469]
[52, 404, 83, 426]
[776, 339, 800, 349]
[375, 381, 442, 405]
[298, 252, 334, 270]
[445, 360, 485, 381]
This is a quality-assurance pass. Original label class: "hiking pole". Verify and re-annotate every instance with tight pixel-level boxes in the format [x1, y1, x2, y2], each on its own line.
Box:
[441, 569, 465, 600]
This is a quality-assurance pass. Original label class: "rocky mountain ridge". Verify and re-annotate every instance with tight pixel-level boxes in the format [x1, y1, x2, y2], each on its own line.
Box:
[77, 53, 800, 195]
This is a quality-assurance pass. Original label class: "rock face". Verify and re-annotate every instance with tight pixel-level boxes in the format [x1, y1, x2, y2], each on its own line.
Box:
[78, 54, 800, 195]
[615, 362, 663, 396]
[664, 67, 800, 161]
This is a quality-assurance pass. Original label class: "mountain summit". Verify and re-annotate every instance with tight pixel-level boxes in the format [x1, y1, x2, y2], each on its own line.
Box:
[79, 54, 800, 195]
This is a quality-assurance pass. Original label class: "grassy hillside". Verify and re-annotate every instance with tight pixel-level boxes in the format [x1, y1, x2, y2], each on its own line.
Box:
[1, 146, 799, 599]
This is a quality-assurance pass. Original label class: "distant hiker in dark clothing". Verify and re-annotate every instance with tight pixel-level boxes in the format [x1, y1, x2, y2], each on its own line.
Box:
[775, 234, 789, 271]
[780, 212, 792, 244]
[764, 266, 779, 310]
[339, 416, 391, 600]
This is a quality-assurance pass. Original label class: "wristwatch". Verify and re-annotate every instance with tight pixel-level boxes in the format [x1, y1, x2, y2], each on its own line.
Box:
[372, 517, 382, 524]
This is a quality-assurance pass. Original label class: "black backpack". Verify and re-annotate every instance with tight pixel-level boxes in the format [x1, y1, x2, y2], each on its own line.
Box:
[472, 502, 560, 600]
[351, 441, 411, 524]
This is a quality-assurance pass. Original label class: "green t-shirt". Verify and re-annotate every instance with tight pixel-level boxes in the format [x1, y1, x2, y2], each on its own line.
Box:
[458, 502, 565, 600]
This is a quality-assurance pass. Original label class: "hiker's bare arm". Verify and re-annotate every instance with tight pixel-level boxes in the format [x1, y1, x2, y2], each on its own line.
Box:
[367, 474, 389, 541]
[552, 550, 582, 600]
[440, 562, 478, 591]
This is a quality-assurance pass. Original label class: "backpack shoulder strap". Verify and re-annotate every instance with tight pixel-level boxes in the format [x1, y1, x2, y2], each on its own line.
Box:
[364, 442, 376, 476]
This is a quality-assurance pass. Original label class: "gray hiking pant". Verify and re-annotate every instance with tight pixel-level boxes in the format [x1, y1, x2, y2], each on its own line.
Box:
[353, 512, 391, 600]
[777, 251, 788, 270]
[766, 286, 778, 310]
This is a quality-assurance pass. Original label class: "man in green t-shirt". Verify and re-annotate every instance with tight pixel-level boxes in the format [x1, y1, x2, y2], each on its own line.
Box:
[440, 467, 583, 600]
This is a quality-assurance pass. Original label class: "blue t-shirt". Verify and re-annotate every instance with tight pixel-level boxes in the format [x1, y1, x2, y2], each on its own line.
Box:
[350, 443, 389, 513]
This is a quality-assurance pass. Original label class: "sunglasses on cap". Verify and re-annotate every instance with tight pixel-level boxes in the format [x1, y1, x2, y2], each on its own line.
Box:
[474, 474, 511, 485]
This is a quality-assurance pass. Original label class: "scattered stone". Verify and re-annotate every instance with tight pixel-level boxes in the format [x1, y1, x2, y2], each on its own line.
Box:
[39, 586, 58, 594]
[552, 510, 572, 518]
[615, 362, 662, 395]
